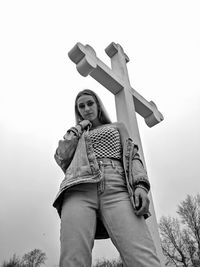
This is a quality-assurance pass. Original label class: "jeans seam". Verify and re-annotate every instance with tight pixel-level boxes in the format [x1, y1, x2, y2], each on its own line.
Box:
[100, 212, 128, 267]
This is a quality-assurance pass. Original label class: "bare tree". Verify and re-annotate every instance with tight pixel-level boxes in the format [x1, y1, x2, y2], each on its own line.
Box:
[178, 194, 200, 260]
[159, 216, 189, 266]
[93, 258, 123, 267]
[1, 254, 24, 267]
[159, 194, 200, 267]
[21, 249, 46, 267]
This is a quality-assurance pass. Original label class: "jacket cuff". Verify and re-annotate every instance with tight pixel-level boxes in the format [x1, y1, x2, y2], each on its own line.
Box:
[66, 126, 82, 138]
[134, 178, 150, 192]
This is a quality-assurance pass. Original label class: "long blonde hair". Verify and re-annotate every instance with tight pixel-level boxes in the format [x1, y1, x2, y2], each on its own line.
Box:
[75, 89, 112, 125]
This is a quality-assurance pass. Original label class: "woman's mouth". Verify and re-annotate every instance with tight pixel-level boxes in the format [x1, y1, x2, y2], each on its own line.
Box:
[85, 113, 93, 117]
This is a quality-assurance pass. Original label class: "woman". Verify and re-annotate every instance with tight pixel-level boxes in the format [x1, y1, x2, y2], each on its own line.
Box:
[53, 89, 161, 267]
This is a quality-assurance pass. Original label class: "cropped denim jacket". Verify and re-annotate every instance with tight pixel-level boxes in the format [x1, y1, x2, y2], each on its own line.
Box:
[53, 122, 150, 239]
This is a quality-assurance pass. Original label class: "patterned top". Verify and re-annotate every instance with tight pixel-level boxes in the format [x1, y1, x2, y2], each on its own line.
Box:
[88, 125, 122, 159]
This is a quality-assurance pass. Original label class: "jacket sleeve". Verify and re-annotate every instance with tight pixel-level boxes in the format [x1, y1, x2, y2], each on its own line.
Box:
[116, 121, 150, 193]
[54, 130, 79, 173]
[132, 146, 150, 192]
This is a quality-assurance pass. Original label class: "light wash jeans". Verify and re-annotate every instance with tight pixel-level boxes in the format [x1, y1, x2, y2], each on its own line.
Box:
[59, 159, 161, 267]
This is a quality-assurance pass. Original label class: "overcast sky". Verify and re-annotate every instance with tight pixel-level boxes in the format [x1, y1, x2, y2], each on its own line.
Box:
[1, 1, 200, 266]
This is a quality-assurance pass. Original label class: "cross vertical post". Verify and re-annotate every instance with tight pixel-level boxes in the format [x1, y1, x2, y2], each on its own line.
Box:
[68, 42, 165, 265]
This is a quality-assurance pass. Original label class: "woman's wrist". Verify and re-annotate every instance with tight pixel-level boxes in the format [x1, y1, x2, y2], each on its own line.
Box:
[66, 126, 80, 138]
[77, 123, 84, 131]
[135, 184, 149, 194]
[65, 120, 91, 139]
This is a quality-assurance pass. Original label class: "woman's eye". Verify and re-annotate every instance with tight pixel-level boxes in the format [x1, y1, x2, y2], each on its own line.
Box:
[78, 104, 85, 109]
[87, 101, 94, 107]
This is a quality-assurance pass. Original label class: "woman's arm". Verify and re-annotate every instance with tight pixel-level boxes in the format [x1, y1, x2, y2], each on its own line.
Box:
[132, 155, 150, 192]
[54, 120, 91, 173]
[54, 130, 79, 173]
[132, 151, 151, 217]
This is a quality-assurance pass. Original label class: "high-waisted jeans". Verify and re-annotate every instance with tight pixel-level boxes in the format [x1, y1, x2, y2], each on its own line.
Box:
[59, 159, 161, 267]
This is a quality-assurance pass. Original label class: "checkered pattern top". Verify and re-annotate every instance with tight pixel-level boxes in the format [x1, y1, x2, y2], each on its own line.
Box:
[88, 125, 122, 159]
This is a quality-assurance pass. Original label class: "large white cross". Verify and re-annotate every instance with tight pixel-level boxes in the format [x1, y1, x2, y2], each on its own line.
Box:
[68, 42, 165, 265]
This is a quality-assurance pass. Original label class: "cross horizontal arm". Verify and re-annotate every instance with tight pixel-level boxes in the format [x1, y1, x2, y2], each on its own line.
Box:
[129, 87, 164, 127]
[68, 42, 164, 127]
[68, 43, 123, 94]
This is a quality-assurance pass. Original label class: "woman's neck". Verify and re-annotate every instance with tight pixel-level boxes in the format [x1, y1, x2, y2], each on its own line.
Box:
[90, 118, 103, 129]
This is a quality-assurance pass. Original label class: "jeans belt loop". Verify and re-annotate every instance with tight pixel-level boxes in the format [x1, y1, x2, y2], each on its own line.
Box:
[111, 159, 115, 168]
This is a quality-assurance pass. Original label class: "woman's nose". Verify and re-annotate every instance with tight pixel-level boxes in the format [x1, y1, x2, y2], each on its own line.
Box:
[84, 105, 90, 111]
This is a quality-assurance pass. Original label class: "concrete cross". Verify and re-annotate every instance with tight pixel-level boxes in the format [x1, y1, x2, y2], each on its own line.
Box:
[68, 42, 165, 265]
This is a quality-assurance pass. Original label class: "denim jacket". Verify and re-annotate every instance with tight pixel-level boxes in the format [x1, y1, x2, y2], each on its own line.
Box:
[53, 122, 150, 239]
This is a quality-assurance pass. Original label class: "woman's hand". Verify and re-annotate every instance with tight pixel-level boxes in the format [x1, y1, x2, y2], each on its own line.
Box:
[134, 187, 150, 216]
[78, 120, 92, 130]
[63, 120, 92, 140]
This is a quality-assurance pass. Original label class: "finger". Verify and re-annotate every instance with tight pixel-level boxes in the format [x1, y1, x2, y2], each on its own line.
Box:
[136, 197, 149, 216]
[134, 194, 140, 208]
[135, 195, 145, 213]
[136, 202, 146, 216]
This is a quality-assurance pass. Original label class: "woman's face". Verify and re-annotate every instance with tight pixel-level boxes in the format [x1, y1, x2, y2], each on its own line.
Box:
[77, 94, 99, 123]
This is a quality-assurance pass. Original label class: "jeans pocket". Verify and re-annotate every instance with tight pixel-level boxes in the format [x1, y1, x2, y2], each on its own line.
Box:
[115, 165, 125, 178]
